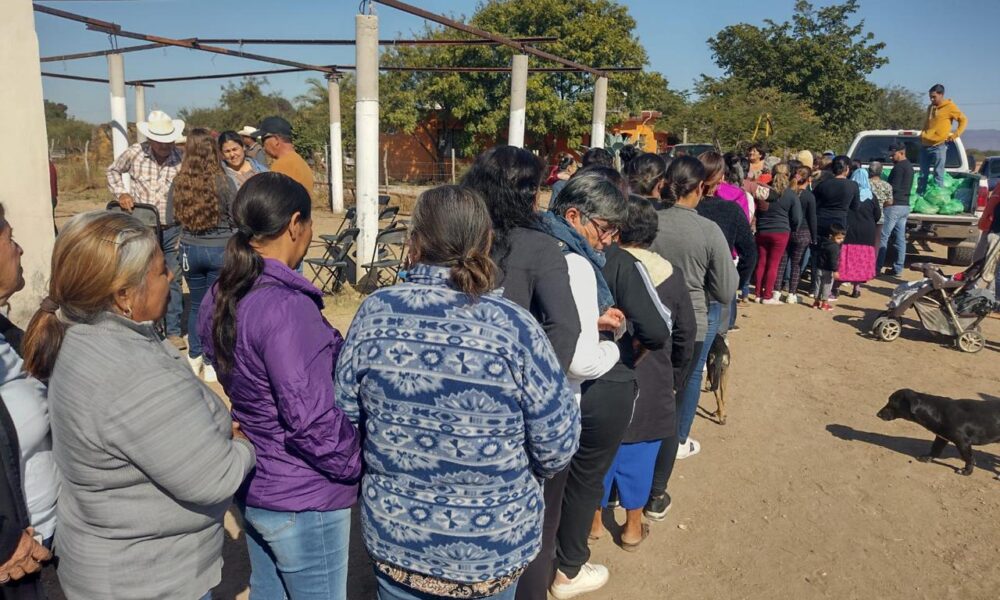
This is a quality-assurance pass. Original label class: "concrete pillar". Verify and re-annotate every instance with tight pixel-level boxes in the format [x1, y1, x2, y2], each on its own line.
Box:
[1, 1, 56, 324]
[355, 14, 379, 282]
[507, 55, 528, 148]
[108, 53, 129, 159]
[590, 75, 608, 149]
[328, 76, 345, 214]
[134, 85, 147, 143]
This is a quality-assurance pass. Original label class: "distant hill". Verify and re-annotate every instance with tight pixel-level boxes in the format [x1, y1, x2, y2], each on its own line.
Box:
[961, 129, 1000, 152]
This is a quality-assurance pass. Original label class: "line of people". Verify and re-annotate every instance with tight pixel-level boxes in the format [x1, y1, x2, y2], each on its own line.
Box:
[0, 128, 926, 600]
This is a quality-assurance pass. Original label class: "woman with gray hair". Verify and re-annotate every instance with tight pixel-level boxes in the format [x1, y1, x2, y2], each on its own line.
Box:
[21, 211, 255, 600]
[541, 173, 631, 599]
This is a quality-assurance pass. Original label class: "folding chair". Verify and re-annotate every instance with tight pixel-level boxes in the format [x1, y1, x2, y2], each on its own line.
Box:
[305, 228, 358, 294]
[333, 207, 357, 236]
[378, 206, 400, 228]
[106, 201, 163, 246]
[378, 194, 391, 207]
[360, 226, 408, 291]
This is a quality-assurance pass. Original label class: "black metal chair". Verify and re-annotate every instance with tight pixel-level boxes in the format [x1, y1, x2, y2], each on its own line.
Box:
[360, 226, 408, 291]
[305, 228, 358, 294]
[378, 206, 400, 228]
[333, 207, 357, 236]
[378, 194, 391, 207]
[106, 201, 163, 245]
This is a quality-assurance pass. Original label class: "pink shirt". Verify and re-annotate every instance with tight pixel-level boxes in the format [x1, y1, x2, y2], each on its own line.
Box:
[717, 182, 752, 222]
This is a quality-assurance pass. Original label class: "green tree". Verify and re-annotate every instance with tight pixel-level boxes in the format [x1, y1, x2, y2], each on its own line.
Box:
[380, 0, 681, 167]
[292, 75, 357, 161]
[864, 85, 925, 130]
[665, 77, 831, 151]
[44, 99, 94, 152]
[179, 78, 294, 133]
[707, 0, 887, 143]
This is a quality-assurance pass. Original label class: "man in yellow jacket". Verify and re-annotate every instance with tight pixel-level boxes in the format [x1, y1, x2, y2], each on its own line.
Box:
[918, 83, 968, 194]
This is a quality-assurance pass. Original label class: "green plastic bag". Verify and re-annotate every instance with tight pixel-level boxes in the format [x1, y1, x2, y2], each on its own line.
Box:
[925, 188, 951, 206]
[912, 196, 939, 214]
[939, 200, 964, 215]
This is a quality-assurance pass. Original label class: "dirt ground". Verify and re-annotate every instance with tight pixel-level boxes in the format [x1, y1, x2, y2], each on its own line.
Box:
[50, 190, 1000, 600]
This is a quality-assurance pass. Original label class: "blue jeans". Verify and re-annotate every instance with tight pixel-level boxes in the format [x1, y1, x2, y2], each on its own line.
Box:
[242, 506, 351, 600]
[918, 143, 948, 194]
[677, 301, 721, 442]
[162, 225, 183, 336]
[181, 243, 225, 359]
[878, 205, 911, 274]
[376, 572, 518, 600]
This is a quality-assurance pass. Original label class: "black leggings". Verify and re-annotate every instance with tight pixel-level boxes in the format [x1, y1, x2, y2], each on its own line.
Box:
[514, 468, 569, 600]
[649, 431, 680, 498]
[648, 342, 702, 498]
[556, 379, 636, 578]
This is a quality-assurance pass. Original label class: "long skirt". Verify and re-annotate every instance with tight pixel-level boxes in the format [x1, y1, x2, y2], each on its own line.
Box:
[838, 244, 876, 283]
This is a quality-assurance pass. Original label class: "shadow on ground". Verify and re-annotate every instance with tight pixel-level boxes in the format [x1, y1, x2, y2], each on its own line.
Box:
[826, 423, 1000, 477]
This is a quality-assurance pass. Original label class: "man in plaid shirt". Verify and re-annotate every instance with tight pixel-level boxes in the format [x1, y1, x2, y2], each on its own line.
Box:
[106, 110, 186, 349]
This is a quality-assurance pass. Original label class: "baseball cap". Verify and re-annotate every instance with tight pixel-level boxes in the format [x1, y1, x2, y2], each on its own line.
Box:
[888, 143, 905, 153]
[253, 116, 293, 140]
[822, 150, 835, 157]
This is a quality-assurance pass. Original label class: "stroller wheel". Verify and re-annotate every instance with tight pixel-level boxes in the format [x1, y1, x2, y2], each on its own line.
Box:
[873, 317, 901, 342]
[957, 330, 985, 353]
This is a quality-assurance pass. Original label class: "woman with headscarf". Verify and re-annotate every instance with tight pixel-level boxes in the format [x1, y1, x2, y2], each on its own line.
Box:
[836, 163, 882, 298]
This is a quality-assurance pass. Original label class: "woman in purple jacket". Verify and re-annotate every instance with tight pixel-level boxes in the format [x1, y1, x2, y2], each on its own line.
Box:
[199, 172, 362, 600]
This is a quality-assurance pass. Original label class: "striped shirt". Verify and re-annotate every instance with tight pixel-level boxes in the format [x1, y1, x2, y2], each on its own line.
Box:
[106, 143, 182, 224]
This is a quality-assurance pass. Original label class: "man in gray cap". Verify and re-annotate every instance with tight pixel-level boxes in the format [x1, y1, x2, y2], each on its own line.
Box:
[253, 116, 313, 198]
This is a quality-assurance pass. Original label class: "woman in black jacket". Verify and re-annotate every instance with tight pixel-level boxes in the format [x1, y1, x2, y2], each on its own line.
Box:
[754, 164, 803, 303]
[594, 196, 696, 546]
[461, 146, 581, 370]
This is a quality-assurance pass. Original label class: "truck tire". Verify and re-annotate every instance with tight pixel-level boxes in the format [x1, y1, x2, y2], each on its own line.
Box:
[948, 244, 976, 267]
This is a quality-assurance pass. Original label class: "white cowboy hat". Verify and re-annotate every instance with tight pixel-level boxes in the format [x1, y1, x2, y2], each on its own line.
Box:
[237, 125, 258, 137]
[137, 110, 185, 143]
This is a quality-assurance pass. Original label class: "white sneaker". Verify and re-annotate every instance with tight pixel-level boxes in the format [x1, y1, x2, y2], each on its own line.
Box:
[550, 563, 610, 599]
[785, 293, 799, 305]
[202, 363, 218, 383]
[676, 438, 701, 459]
[761, 298, 781, 305]
[187, 354, 203, 377]
[771, 291, 781, 300]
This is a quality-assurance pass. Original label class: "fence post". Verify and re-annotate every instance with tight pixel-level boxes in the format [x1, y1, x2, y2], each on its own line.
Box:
[451, 148, 456, 184]
[83, 139, 91, 183]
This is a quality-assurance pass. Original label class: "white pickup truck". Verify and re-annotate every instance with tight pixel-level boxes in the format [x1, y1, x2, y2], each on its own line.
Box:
[846, 130, 988, 265]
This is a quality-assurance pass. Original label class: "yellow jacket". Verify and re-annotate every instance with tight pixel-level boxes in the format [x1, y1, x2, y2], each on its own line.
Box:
[921, 99, 967, 146]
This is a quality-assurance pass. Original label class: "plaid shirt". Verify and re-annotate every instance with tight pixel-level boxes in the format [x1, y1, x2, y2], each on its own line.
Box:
[106, 143, 182, 224]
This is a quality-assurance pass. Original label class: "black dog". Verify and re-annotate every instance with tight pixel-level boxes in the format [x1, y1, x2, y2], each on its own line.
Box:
[877, 388, 1000, 476]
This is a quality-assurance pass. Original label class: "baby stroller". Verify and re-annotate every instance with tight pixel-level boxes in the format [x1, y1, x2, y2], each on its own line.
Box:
[869, 234, 1000, 353]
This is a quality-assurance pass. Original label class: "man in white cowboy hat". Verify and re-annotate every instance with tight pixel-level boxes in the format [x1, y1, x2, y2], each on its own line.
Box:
[106, 109, 187, 350]
[237, 125, 267, 165]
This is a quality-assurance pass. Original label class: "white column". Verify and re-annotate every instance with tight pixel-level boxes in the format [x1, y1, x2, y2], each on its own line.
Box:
[108, 53, 129, 159]
[355, 13, 379, 282]
[1, 1, 56, 324]
[590, 75, 608, 149]
[134, 85, 147, 143]
[328, 76, 345, 213]
[507, 54, 528, 148]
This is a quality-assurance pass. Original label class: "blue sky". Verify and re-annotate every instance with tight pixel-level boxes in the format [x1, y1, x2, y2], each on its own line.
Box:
[35, 0, 1000, 131]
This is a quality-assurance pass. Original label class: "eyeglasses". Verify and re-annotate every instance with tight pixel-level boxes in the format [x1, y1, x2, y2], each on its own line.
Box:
[585, 215, 619, 241]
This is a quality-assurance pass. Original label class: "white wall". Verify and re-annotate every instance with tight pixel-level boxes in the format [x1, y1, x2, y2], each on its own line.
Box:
[1, 2, 56, 325]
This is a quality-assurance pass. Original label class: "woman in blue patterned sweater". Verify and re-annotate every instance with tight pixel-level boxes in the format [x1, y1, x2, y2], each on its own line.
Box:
[335, 185, 581, 600]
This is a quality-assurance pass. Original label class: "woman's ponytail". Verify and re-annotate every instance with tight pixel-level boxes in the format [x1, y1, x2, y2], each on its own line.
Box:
[409, 185, 497, 299]
[22, 308, 68, 381]
[211, 230, 264, 373]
